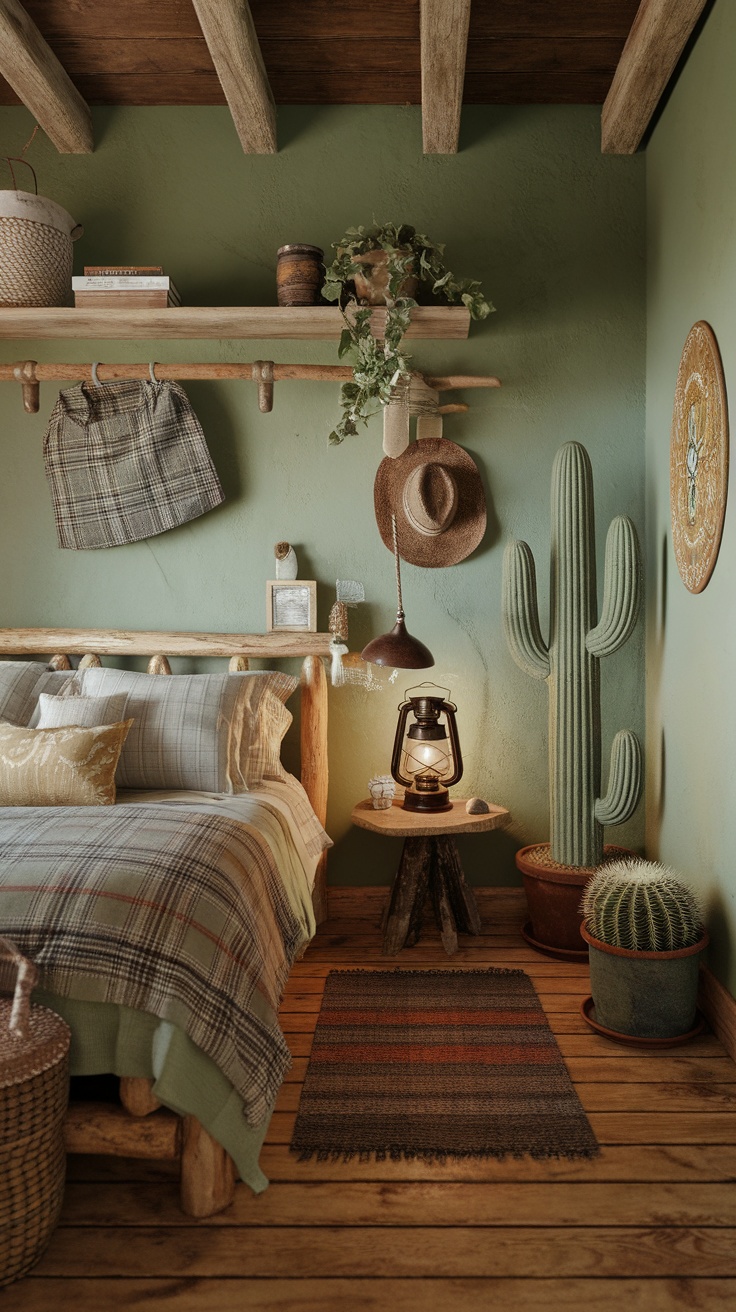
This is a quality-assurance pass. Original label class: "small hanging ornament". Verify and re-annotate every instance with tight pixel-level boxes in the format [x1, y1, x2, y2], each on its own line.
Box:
[328, 579, 367, 687]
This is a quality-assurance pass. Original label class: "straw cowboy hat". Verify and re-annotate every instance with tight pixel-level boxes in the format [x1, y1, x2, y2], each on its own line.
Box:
[374, 437, 487, 567]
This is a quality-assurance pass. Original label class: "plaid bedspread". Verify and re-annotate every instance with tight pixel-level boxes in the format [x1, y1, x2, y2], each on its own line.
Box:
[0, 803, 312, 1124]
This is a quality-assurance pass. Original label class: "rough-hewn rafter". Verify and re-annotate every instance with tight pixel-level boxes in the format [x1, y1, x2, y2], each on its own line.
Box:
[420, 0, 472, 153]
[0, 0, 92, 153]
[602, 0, 709, 154]
[191, 0, 276, 154]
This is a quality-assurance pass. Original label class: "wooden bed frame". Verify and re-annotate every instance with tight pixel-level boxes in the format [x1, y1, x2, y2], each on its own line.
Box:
[0, 627, 332, 1217]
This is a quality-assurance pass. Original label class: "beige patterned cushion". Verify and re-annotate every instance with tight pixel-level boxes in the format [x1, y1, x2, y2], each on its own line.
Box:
[36, 692, 129, 730]
[78, 667, 298, 792]
[0, 720, 133, 807]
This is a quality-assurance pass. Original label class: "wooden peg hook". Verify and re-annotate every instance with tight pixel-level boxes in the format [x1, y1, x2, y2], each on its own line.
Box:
[13, 360, 39, 413]
[252, 360, 274, 413]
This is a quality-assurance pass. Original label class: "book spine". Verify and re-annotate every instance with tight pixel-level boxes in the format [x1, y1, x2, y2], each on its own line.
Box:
[72, 276, 175, 290]
[74, 293, 180, 307]
[83, 266, 164, 275]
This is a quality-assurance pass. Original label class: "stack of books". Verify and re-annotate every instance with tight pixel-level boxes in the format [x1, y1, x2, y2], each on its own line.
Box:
[72, 266, 181, 308]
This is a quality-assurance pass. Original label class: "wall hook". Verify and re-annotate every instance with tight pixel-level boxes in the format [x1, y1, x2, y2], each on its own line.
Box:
[252, 360, 274, 413]
[13, 360, 39, 414]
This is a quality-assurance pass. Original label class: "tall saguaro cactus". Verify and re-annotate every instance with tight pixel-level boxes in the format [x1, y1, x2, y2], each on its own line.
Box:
[502, 442, 642, 868]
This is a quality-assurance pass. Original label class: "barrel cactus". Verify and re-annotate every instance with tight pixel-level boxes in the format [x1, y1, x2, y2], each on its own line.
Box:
[502, 441, 643, 868]
[582, 858, 704, 951]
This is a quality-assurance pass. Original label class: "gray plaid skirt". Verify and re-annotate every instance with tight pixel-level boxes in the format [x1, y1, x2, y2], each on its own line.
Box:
[43, 379, 225, 549]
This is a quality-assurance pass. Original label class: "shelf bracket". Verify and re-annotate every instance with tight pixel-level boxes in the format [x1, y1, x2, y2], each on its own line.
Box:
[13, 360, 39, 413]
[252, 359, 274, 413]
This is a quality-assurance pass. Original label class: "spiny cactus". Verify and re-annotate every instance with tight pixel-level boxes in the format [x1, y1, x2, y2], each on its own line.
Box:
[581, 858, 704, 952]
[502, 441, 642, 868]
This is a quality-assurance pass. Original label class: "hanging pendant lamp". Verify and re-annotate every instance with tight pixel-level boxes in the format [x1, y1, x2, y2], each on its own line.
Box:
[361, 514, 434, 670]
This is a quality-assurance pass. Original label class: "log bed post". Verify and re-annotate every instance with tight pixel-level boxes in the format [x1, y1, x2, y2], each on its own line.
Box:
[300, 654, 329, 925]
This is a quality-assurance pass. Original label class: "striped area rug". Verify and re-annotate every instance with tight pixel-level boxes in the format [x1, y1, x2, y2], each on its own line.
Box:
[290, 968, 599, 1162]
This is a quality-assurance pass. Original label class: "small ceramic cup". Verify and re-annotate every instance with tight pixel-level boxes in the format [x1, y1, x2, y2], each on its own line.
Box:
[368, 775, 395, 810]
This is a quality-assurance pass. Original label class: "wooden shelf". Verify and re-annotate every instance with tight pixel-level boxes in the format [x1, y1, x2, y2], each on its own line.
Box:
[0, 305, 471, 341]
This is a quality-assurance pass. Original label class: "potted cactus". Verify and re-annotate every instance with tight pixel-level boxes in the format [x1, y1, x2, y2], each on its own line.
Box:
[502, 441, 643, 958]
[580, 859, 708, 1043]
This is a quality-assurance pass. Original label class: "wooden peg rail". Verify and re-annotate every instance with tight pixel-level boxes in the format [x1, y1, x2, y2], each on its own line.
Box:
[0, 360, 502, 415]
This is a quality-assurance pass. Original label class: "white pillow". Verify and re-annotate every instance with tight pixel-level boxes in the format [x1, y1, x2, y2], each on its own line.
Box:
[36, 691, 129, 730]
[78, 667, 297, 792]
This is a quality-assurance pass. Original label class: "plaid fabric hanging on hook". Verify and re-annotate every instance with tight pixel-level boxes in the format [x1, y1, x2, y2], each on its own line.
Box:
[43, 374, 224, 549]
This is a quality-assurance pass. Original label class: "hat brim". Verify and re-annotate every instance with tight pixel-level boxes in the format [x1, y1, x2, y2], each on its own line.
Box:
[374, 437, 487, 567]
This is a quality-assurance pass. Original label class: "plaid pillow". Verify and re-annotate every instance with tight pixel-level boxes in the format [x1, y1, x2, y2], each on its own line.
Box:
[0, 661, 74, 727]
[78, 667, 297, 792]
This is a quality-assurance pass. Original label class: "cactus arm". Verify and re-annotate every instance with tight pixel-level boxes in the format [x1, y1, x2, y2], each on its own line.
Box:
[595, 729, 643, 827]
[586, 516, 641, 659]
[502, 540, 551, 680]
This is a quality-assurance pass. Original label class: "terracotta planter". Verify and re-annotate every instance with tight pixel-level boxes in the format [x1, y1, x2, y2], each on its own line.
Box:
[580, 922, 709, 1040]
[516, 843, 633, 960]
[350, 249, 418, 304]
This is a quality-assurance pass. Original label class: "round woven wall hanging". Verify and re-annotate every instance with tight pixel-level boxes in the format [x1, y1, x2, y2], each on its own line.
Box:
[670, 320, 729, 593]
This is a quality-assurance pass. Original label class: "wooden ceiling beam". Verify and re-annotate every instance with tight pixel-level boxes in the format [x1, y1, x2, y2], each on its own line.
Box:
[601, 0, 709, 154]
[420, 0, 472, 153]
[191, 0, 276, 153]
[0, 0, 92, 153]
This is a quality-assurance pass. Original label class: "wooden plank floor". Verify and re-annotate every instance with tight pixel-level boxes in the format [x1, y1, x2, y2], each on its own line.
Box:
[7, 887, 736, 1311]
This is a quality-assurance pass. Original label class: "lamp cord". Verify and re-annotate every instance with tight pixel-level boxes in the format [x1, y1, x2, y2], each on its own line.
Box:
[391, 513, 404, 618]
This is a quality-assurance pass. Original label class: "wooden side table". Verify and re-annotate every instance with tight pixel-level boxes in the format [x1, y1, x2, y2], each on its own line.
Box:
[351, 798, 511, 956]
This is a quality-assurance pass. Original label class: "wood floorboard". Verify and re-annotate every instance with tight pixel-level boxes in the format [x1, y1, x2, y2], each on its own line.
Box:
[30, 1224, 736, 1278]
[57, 1179, 736, 1226]
[12, 1278, 736, 1312]
[11, 887, 736, 1307]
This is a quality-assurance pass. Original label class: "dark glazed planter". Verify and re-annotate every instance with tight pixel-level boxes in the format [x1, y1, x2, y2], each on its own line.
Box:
[581, 922, 710, 1040]
[516, 843, 633, 960]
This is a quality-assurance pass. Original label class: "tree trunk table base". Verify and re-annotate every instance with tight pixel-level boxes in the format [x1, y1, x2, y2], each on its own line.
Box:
[382, 833, 482, 956]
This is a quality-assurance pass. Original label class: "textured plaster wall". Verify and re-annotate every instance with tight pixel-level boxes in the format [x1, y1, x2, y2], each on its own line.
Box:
[0, 104, 645, 886]
[646, 0, 736, 989]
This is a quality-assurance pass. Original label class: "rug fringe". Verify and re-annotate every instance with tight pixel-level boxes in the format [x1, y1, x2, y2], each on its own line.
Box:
[290, 1144, 600, 1164]
[323, 967, 528, 978]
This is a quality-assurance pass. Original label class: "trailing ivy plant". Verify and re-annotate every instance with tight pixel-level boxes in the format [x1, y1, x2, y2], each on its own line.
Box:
[322, 223, 493, 444]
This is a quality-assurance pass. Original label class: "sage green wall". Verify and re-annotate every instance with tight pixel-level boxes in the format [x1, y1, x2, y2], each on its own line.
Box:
[0, 105, 645, 886]
[646, 0, 736, 988]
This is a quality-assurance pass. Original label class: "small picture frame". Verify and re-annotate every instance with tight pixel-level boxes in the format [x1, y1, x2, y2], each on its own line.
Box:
[266, 580, 317, 633]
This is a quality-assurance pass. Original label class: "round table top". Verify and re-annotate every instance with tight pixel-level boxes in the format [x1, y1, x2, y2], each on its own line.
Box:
[351, 797, 511, 838]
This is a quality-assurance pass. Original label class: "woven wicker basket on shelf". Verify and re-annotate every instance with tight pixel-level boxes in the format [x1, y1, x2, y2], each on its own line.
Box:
[0, 188, 83, 307]
[0, 937, 71, 1287]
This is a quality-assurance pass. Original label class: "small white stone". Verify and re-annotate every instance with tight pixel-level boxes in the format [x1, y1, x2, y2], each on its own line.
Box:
[466, 797, 490, 815]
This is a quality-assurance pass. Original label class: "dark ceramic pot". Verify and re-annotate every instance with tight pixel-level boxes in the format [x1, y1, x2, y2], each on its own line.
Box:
[581, 922, 709, 1039]
[516, 843, 633, 960]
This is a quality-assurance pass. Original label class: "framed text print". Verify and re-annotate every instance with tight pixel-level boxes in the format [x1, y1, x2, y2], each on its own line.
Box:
[266, 580, 317, 632]
[670, 320, 729, 593]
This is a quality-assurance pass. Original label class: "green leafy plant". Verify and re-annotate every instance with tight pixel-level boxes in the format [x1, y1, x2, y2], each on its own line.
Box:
[322, 223, 493, 444]
[581, 858, 704, 952]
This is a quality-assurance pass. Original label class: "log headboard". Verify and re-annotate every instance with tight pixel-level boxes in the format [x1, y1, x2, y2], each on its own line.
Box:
[0, 627, 331, 923]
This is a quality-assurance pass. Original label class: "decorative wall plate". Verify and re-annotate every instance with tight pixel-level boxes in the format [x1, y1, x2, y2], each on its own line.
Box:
[670, 321, 729, 593]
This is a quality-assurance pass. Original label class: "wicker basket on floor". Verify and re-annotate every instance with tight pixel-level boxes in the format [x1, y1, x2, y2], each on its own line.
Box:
[0, 937, 71, 1287]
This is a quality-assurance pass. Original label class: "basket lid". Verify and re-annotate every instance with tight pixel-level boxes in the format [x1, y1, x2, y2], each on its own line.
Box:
[0, 188, 83, 239]
[0, 997, 70, 1089]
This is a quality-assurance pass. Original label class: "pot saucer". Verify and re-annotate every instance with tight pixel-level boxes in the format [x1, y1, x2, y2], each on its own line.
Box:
[521, 920, 588, 962]
[580, 995, 707, 1047]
